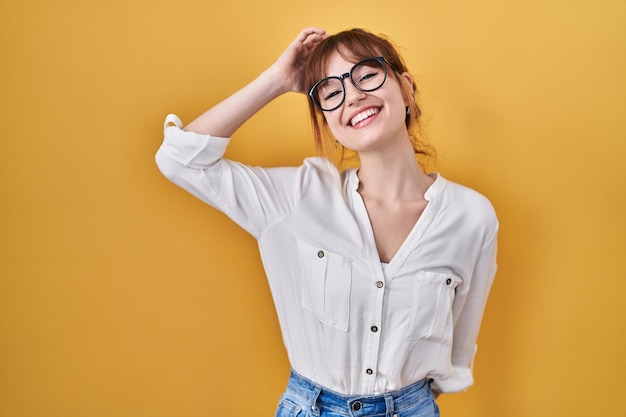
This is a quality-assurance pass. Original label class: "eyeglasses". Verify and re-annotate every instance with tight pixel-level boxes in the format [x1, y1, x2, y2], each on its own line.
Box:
[308, 57, 399, 112]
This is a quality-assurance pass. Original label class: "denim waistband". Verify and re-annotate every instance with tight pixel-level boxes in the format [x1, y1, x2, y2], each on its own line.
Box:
[282, 369, 434, 417]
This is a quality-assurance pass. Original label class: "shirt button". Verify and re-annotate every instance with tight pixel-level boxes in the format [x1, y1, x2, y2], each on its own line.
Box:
[317, 250, 325, 258]
[352, 401, 362, 411]
[371, 325, 378, 332]
[446, 278, 452, 285]
[376, 281, 384, 288]
[366, 368, 373, 375]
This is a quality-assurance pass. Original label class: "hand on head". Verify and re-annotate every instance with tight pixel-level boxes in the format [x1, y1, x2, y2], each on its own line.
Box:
[271, 27, 327, 94]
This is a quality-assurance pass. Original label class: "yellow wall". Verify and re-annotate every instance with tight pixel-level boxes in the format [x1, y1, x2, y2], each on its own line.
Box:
[1, 0, 624, 416]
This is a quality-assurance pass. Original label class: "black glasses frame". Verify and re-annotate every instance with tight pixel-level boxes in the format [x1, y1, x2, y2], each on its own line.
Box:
[308, 56, 399, 112]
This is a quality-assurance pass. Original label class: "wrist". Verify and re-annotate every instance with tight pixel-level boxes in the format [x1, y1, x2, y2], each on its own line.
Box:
[261, 65, 299, 96]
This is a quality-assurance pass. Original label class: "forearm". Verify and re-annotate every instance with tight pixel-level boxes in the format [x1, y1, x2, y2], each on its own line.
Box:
[183, 67, 289, 137]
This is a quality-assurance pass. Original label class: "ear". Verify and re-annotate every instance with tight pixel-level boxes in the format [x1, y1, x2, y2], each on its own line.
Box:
[400, 71, 415, 105]
[401, 71, 413, 86]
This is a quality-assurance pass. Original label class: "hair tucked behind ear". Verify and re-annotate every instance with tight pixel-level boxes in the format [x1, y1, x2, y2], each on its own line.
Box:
[303, 28, 436, 171]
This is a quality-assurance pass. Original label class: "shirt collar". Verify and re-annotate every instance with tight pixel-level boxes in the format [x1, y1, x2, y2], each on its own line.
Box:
[346, 169, 446, 200]
[424, 173, 446, 201]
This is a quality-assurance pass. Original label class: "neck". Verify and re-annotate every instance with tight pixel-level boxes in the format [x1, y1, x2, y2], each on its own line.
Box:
[356, 138, 433, 201]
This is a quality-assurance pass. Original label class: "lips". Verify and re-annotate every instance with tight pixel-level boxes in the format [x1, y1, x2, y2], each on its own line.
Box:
[348, 107, 380, 127]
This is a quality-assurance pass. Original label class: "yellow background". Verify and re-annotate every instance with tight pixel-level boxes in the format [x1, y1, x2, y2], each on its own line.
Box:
[1, 0, 625, 416]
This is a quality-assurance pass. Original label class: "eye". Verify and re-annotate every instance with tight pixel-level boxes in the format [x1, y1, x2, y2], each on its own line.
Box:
[352, 59, 385, 87]
[323, 89, 343, 100]
[358, 69, 380, 82]
[316, 78, 343, 102]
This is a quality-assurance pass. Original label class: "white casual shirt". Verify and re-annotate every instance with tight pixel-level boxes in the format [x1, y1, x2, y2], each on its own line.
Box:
[155, 114, 498, 395]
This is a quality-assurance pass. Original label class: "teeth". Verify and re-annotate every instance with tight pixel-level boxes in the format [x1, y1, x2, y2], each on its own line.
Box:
[350, 108, 379, 126]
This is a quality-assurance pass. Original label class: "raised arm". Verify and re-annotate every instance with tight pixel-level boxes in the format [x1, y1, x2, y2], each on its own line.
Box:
[183, 27, 327, 137]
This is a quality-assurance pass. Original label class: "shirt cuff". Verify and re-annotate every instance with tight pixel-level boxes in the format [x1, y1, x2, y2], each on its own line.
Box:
[431, 366, 474, 393]
[160, 114, 230, 169]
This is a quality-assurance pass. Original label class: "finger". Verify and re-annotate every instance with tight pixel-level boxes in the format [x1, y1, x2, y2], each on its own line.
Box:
[302, 33, 328, 49]
[294, 27, 326, 43]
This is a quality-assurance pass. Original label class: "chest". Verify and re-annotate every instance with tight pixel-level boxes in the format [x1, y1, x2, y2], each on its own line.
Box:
[361, 197, 429, 263]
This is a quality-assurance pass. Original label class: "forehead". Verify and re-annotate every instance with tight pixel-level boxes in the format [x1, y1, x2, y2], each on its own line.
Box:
[324, 52, 361, 76]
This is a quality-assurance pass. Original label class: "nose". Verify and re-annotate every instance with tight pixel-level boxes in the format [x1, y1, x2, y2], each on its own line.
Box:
[343, 81, 366, 107]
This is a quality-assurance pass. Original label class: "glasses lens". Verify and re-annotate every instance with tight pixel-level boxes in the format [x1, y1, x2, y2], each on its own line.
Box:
[351, 59, 386, 92]
[313, 78, 344, 111]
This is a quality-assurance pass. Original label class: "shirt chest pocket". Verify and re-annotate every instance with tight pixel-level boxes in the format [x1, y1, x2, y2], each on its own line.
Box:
[405, 271, 462, 345]
[297, 239, 352, 332]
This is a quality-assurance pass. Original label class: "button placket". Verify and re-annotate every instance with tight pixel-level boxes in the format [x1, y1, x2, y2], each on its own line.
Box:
[364, 274, 385, 384]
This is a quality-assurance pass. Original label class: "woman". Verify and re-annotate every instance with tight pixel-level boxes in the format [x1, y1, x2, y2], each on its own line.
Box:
[156, 27, 498, 417]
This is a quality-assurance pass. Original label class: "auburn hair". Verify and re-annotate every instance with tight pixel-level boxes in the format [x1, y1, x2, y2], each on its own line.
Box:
[303, 28, 435, 170]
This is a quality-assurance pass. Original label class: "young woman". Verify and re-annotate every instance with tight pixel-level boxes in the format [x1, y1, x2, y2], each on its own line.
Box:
[156, 27, 498, 417]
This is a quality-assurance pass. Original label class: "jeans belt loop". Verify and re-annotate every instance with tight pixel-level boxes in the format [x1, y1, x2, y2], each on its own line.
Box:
[384, 392, 395, 417]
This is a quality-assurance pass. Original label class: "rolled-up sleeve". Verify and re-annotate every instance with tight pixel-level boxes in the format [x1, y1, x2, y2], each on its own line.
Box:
[157, 114, 230, 169]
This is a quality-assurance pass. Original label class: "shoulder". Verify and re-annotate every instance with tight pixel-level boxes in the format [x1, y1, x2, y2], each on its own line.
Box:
[300, 156, 344, 185]
[295, 157, 355, 200]
[436, 175, 499, 232]
[302, 156, 339, 174]
[443, 178, 495, 213]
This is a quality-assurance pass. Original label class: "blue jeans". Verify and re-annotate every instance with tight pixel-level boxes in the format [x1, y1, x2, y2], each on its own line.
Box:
[275, 370, 440, 417]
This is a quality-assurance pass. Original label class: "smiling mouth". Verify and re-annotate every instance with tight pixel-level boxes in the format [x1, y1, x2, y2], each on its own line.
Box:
[349, 107, 380, 127]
